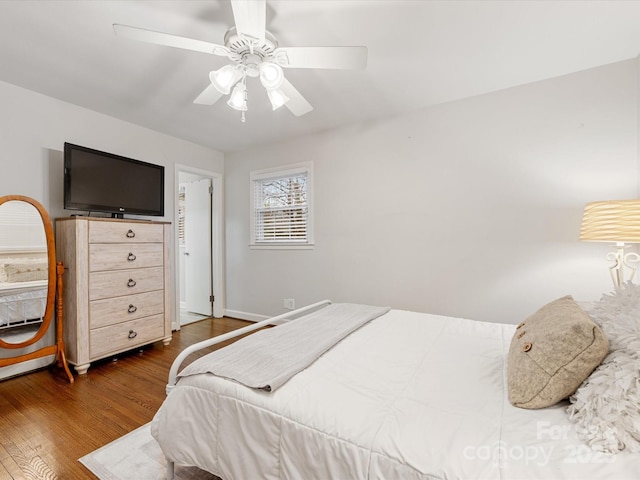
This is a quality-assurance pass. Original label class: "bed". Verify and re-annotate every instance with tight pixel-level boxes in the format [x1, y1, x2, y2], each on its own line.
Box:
[151, 296, 640, 480]
[0, 256, 48, 331]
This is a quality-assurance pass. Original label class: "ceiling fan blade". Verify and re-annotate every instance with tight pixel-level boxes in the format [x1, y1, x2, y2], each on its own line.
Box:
[193, 84, 224, 106]
[274, 46, 368, 70]
[230, 0, 266, 41]
[113, 24, 230, 57]
[280, 78, 313, 117]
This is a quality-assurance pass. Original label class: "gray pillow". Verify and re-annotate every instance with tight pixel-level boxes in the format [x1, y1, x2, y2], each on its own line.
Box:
[507, 295, 609, 409]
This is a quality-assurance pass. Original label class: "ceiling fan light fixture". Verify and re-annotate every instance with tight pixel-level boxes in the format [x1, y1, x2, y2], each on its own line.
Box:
[259, 62, 284, 90]
[210, 65, 242, 94]
[227, 82, 248, 111]
[267, 88, 289, 110]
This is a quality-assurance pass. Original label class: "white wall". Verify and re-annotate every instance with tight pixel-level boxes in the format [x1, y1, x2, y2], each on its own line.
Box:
[0, 80, 224, 218]
[0, 79, 224, 377]
[225, 59, 639, 324]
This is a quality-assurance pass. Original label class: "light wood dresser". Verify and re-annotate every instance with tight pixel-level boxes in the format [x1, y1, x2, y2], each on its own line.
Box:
[55, 217, 172, 374]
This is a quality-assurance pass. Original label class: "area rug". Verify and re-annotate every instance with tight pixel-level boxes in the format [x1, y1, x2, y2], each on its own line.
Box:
[79, 423, 220, 480]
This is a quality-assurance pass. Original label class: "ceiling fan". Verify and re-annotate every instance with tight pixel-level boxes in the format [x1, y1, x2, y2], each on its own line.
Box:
[113, 0, 368, 121]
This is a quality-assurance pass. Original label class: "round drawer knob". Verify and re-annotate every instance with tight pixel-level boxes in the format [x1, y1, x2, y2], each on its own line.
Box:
[127, 304, 137, 314]
[126, 229, 135, 238]
[127, 278, 137, 288]
[128, 329, 138, 339]
[127, 252, 137, 262]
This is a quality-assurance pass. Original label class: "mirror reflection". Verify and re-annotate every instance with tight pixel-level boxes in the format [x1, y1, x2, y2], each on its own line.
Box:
[0, 200, 48, 345]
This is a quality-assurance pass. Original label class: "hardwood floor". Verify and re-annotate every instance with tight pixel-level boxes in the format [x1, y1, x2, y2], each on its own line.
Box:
[0, 317, 252, 479]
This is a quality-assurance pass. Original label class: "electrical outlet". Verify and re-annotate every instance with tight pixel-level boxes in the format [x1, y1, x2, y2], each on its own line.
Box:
[283, 298, 296, 310]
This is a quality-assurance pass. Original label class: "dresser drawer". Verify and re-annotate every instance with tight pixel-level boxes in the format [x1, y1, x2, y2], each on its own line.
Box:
[89, 290, 164, 329]
[89, 221, 164, 244]
[89, 243, 163, 272]
[90, 314, 165, 359]
[89, 267, 164, 301]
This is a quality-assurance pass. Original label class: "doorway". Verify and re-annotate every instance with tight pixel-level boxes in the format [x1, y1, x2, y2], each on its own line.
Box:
[174, 165, 224, 330]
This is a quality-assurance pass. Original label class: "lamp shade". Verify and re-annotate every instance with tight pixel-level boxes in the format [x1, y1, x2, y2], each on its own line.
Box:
[210, 65, 242, 95]
[580, 200, 640, 242]
[259, 62, 284, 90]
[267, 88, 289, 110]
[227, 82, 247, 111]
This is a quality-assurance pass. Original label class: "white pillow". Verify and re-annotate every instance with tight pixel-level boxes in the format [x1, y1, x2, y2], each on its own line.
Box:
[567, 283, 640, 454]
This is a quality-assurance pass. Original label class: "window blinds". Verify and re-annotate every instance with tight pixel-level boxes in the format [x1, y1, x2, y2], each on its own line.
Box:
[177, 190, 185, 245]
[0, 201, 46, 252]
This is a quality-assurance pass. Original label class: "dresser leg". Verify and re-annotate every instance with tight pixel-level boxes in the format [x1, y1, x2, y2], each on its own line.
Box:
[74, 363, 90, 375]
[162, 336, 172, 346]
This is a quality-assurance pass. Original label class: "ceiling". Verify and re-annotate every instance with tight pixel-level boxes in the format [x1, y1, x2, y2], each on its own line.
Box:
[2, 1, 640, 153]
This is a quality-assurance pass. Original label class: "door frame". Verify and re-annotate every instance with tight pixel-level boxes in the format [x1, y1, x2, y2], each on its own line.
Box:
[173, 164, 225, 330]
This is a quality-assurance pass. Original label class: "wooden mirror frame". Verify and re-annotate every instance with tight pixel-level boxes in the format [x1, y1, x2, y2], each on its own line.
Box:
[0, 195, 73, 382]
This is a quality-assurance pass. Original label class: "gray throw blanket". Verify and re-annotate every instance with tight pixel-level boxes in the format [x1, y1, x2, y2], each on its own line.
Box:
[178, 303, 390, 392]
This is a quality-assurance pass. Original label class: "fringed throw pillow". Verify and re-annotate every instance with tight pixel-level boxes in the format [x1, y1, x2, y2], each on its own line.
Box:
[568, 283, 640, 454]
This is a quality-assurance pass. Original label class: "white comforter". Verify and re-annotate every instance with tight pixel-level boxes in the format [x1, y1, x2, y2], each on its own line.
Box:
[151, 309, 640, 479]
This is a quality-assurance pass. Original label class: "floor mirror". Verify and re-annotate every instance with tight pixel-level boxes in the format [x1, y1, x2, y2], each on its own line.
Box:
[0, 194, 73, 382]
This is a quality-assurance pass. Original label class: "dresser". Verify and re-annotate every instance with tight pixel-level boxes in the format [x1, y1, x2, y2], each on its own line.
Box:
[55, 217, 172, 374]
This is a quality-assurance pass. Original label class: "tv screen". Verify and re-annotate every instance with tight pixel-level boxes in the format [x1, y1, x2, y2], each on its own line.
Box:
[64, 142, 164, 217]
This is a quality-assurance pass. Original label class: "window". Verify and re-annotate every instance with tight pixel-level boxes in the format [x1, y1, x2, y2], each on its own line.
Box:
[250, 162, 313, 248]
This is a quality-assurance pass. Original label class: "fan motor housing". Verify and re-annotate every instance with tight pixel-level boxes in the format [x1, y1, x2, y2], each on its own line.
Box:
[224, 27, 278, 65]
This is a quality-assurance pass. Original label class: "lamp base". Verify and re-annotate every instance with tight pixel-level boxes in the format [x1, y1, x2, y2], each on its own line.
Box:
[607, 242, 640, 288]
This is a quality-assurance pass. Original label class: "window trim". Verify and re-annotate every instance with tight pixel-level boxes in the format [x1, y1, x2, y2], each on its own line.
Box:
[249, 162, 314, 250]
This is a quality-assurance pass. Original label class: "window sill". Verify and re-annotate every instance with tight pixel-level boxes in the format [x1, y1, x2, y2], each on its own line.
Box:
[249, 243, 315, 250]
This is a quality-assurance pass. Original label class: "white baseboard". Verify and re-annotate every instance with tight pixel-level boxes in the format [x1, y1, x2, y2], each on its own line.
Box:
[224, 309, 269, 323]
[0, 355, 55, 380]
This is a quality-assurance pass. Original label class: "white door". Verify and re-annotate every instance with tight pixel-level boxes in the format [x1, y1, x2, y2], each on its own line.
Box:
[184, 178, 213, 316]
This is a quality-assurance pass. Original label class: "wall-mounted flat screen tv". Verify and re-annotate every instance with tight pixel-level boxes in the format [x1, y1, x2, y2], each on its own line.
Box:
[64, 142, 165, 218]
